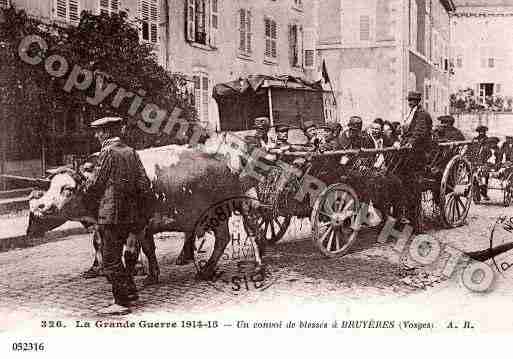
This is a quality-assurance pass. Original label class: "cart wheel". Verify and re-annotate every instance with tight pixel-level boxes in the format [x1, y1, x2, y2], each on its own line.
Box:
[311, 183, 360, 258]
[503, 173, 513, 207]
[440, 155, 473, 228]
[243, 212, 292, 245]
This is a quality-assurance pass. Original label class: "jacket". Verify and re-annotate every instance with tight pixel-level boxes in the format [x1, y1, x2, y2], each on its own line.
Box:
[83, 137, 153, 225]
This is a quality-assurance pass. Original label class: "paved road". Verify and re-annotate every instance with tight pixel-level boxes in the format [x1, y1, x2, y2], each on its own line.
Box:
[1, 189, 512, 330]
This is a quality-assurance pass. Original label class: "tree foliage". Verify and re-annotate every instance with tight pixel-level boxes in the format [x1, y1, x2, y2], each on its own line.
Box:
[0, 6, 196, 162]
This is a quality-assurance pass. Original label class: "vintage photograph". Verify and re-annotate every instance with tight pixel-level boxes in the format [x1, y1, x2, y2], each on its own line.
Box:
[1, 0, 513, 351]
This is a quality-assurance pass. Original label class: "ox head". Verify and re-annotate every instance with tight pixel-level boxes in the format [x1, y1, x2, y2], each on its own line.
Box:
[27, 166, 95, 237]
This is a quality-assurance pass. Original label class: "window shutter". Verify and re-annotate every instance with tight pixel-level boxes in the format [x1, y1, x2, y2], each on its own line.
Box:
[186, 0, 195, 42]
[303, 27, 315, 69]
[360, 15, 370, 41]
[210, 0, 219, 47]
[0, 0, 10, 8]
[150, 0, 158, 43]
[271, 20, 277, 58]
[202, 76, 209, 124]
[246, 10, 251, 53]
[193, 75, 201, 120]
[298, 25, 303, 67]
[56, 0, 67, 19]
[265, 18, 271, 58]
[239, 9, 246, 51]
[69, 0, 79, 22]
[100, 0, 109, 15]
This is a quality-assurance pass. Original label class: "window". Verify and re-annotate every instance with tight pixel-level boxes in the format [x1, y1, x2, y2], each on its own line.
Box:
[99, 0, 119, 16]
[360, 15, 370, 41]
[488, 58, 495, 68]
[193, 73, 209, 124]
[495, 83, 501, 94]
[303, 27, 315, 69]
[0, 0, 10, 8]
[289, 23, 303, 67]
[264, 17, 277, 60]
[140, 0, 159, 44]
[238, 9, 252, 54]
[54, 0, 80, 23]
[186, 0, 218, 47]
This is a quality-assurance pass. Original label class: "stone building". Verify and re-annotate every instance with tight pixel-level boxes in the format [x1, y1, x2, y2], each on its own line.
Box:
[451, 2, 513, 106]
[315, 0, 455, 126]
[1, 0, 316, 176]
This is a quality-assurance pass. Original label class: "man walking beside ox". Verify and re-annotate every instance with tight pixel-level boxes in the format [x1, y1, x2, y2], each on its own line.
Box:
[83, 117, 153, 315]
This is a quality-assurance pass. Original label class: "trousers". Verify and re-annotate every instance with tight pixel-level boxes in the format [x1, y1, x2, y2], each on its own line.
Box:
[97, 224, 137, 305]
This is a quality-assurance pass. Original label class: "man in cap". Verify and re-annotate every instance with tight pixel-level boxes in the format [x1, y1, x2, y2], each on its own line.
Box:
[367, 119, 385, 149]
[500, 136, 513, 164]
[399, 91, 433, 233]
[245, 117, 271, 152]
[433, 115, 465, 142]
[338, 116, 374, 150]
[274, 124, 291, 148]
[474, 126, 491, 201]
[83, 117, 153, 315]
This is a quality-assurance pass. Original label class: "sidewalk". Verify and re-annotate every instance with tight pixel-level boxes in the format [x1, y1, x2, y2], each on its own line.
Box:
[0, 211, 87, 251]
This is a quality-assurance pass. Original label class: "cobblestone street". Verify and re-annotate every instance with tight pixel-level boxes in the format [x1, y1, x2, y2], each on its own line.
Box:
[1, 189, 513, 327]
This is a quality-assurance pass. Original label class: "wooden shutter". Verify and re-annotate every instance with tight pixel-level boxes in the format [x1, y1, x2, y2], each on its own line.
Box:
[265, 18, 271, 58]
[288, 24, 294, 66]
[69, 0, 79, 22]
[99, 0, 119, 15]
[246, 9, 251, 53]
[150, 0, 158, 44]
[210, 0, 219, 47]
[186, 0, 195, 42]
[271, 20, 277, 58]
[303, 27, 315, 69]
[202, 76, 209, 124]
[0, 0, 10, 8]
[56, 0, 68, 20]
[360, 15, 370, 41]
[298, 25, 303, 67]
[239, 9, 246, 51]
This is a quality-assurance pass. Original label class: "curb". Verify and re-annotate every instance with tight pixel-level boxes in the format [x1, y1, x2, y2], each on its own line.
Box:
[0, 226, 89, 252]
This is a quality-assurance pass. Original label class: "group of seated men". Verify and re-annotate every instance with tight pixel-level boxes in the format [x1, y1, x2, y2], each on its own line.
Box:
[249, 113, 469, 154]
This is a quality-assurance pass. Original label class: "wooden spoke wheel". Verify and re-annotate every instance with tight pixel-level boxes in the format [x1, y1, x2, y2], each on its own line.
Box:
[440, 155, 473, 228]
[503, 173, 513, 207]
[311, 183, 360, 258]
[243, 210, 291, 245]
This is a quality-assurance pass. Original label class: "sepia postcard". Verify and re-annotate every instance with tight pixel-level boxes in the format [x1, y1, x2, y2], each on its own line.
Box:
[1, 0, 513, 355]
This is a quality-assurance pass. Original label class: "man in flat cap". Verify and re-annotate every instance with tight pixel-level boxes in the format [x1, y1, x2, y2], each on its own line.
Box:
[83, 117, 154, 315]
[338, 116, 374, 150]
[433, 115, 465, 142]
[474, 125, 491, 201]
[398, 91, 433, 232]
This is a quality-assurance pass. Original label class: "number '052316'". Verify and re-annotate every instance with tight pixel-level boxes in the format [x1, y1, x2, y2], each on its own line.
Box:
[12, 343, 45, 351]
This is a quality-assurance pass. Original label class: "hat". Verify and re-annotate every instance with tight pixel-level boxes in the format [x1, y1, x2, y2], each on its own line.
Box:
[476, 125, 488, 133]
[253, 117, 270, 129]
[407, 91, 422, 101]
[438, 115, 455, 125]
[90, 117, 123, 128]
[275, 124, 290, 133]
[302, 122, 317, 132]
[348, 116, 363, 129]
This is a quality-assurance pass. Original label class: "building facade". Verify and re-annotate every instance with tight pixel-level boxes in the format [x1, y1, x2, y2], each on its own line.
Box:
[3, 0, 316, 131]
[315, 0, 454, 126]
[451, 5, 513, 105]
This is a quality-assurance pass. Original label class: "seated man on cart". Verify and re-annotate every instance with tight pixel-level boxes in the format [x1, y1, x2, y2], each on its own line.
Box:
[433, 115, 465, 142]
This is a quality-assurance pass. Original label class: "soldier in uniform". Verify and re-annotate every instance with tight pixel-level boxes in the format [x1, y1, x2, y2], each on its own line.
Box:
[433, 115, 465, 142]
[274, 124, 291, 147]
[399, 91, 433, 233]
[83, 117, 153, 315]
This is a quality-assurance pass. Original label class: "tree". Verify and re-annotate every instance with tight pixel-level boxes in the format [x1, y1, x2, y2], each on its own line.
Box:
[0, 6, 196, 165]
